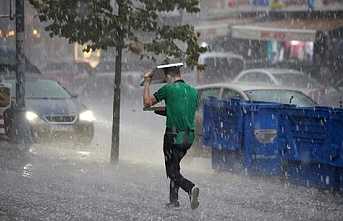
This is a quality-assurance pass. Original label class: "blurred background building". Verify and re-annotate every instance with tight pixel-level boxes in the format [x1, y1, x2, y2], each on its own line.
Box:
[0, 0, 343, 81]
[197, 0, 343, 82]
[0, 0, 101, 71]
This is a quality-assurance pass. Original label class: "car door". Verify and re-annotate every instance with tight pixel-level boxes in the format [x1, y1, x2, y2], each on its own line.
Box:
[195, 87, 221, 140]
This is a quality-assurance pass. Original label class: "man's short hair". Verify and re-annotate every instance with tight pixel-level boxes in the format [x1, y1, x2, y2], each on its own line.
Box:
[164, 67, 180, 77]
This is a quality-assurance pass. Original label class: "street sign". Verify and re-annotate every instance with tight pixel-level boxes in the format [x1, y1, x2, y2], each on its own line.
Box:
[0, 83, 11, 110]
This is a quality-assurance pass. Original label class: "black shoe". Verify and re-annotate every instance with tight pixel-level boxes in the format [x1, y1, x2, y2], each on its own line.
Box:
[165, 201, 180, 208]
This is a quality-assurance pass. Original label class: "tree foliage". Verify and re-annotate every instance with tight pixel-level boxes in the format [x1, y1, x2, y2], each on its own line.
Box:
[28, 0, 205, 67]
[28, 0, 206, 164]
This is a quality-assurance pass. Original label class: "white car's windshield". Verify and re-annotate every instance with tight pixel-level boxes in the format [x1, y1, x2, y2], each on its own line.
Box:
[245, 89, 317, 107]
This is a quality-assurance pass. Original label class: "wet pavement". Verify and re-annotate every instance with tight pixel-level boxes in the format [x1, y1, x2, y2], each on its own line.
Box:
[1, 96, 343, 221]
[1, 140, 343, 221]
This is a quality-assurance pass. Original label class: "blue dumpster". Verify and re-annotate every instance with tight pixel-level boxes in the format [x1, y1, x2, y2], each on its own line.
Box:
[332, 108, 343, 192]
[204, 97, 343, 191]
[203, 97, 245, 174]
[240, 101, 284, 175]
[279, 106, 338, 164]
[331, 108, 343, 168]
[279, 106, 342, 191]
[202, 97, 243, 151]
[286, 160, 338, 191]
[338, 168, 343, 192]
[204, 98, 284, 175]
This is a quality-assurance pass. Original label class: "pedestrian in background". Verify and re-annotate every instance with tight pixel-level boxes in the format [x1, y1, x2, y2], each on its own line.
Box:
[142, 63, 200, 210]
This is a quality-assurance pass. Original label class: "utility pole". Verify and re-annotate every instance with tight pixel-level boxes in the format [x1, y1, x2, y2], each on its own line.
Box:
[10, 0, 32, 146]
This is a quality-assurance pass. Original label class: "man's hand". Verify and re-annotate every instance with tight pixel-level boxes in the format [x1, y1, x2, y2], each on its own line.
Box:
[143, 71, 158, 108]
[144, 72, 153, 84]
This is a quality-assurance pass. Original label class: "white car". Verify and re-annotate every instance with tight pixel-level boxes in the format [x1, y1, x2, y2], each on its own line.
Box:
[192, 51, 245, 85]
[231, 68, 340, 106]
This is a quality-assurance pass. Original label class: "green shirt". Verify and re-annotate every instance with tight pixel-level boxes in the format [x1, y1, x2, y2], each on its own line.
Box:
[154, 80, 198, 144]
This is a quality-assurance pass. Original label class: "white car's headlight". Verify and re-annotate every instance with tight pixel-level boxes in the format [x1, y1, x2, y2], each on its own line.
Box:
[26, 111, 39, 122]
[79, 110, 94, 122]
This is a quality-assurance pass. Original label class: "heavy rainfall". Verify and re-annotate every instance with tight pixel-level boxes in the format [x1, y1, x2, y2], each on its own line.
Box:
[1, 0, 343, 220]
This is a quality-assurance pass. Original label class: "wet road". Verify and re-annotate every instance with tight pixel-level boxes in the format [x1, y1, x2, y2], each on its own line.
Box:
[1, 96, 343, 220]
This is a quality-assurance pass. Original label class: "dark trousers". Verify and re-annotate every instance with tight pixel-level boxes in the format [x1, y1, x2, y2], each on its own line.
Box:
[163, 132, 195, 203]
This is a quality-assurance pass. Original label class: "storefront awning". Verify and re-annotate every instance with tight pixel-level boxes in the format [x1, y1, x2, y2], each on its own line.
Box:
[195, 23, 230, 39]
[231, 18, 343, 42]
[195, 17, 254, 40]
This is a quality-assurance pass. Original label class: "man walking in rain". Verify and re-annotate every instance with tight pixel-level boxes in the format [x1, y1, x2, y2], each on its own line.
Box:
[142, 63, 200, 210]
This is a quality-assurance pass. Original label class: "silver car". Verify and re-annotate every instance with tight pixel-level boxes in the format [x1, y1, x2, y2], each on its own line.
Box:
[231, 68, 340, 107]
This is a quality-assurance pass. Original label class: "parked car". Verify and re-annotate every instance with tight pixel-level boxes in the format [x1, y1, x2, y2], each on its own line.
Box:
[231, 68, 340, 106]
[3, 74, 95, 145]
[194, 51, 245, 85]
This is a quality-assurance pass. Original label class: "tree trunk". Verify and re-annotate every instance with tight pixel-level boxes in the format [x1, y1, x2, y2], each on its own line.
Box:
[110, 42, 122, 164]
[110, 2, 124, 164]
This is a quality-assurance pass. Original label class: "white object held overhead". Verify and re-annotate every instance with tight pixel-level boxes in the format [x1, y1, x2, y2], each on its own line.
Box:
[140, 62, 184, 86]
[156, 62, 183, 69]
